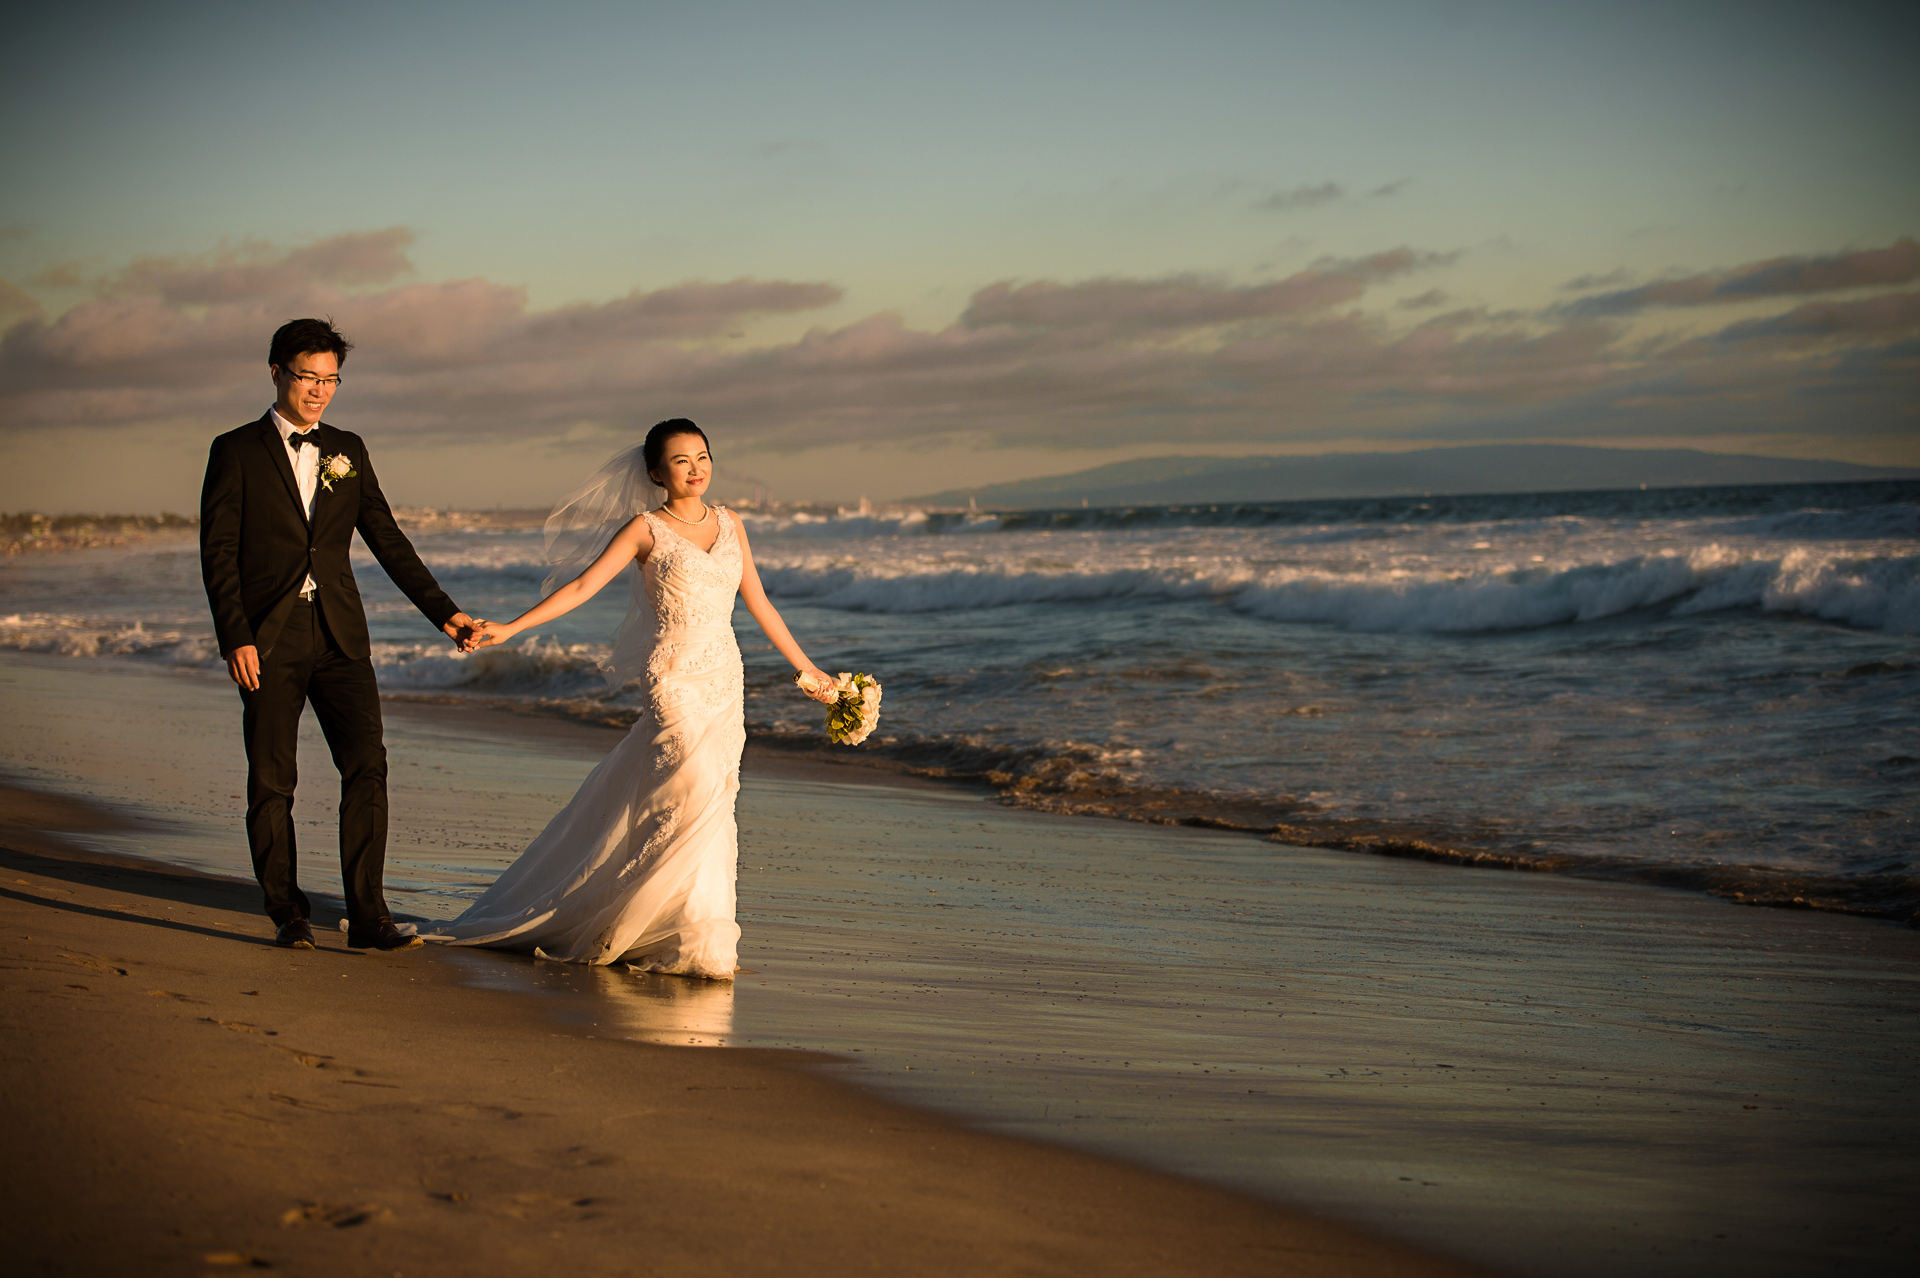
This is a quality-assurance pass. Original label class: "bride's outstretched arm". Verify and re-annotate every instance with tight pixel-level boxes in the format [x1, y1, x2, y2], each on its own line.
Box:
[734, 517, 836, 703]
[468, 515, 653, 649]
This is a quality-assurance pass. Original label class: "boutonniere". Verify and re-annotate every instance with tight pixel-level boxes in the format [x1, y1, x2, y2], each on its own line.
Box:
[318, 452, 357, 492]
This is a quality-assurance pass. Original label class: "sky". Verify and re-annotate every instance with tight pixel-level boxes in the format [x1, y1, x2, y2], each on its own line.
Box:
[1, 0, 1916, 511]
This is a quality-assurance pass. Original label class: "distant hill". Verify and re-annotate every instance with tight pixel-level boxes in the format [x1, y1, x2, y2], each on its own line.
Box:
[911, 445, 1919, 509]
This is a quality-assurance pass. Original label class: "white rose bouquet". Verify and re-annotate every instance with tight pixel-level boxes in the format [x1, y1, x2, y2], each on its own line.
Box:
[795, 670, 883, 746]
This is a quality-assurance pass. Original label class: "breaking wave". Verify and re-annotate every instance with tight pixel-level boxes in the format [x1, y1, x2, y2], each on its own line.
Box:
[754, 546, 1920, 634]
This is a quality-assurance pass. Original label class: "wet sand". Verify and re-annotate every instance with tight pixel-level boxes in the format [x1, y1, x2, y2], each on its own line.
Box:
[4, 651, 1918, 1275]
[2, 803, 1475, 1278]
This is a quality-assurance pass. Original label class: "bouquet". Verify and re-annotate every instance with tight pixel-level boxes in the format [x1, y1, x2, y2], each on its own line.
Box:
[795, 670, 883, 746]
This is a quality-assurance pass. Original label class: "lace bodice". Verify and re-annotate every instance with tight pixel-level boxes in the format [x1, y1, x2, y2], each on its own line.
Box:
[637, 508, 745, 739]
[640, 507, 743, 633]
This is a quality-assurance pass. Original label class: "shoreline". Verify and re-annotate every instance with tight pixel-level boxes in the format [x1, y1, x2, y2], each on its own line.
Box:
[5, 650, 1919, 1276]
[6, 495, 1915, 931]
[394, 684, 1919, 930]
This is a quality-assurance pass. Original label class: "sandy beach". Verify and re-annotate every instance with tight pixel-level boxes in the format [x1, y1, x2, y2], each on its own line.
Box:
[4, 651, 1918, 1276]
[2, 801, 1491, 1278]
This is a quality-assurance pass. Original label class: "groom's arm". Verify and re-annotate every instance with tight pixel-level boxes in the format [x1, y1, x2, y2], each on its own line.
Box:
[200, 435, 263, 690]
[349, 437, 465, 634]
[199, 435, 254, 655]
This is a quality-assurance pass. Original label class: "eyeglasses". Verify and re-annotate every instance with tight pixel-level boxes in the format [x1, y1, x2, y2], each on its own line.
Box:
[282, 370, 342, 390]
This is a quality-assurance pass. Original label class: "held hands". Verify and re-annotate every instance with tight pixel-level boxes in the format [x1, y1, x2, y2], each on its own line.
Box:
[445, 611, 509, 652]
[442, 612, 479, 648]
[460, 619, 508, 653]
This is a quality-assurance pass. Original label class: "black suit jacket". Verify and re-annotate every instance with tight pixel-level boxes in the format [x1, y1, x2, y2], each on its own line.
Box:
[200, 413, 458, 661]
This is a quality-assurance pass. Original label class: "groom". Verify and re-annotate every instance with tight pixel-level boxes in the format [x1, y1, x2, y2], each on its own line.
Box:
[200, 318, 476, 952]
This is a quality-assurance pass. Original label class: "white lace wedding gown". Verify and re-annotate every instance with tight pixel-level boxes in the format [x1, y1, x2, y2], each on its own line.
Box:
[427, 509, 746, 978]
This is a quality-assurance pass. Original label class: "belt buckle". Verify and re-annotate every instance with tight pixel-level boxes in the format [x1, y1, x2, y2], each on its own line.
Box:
[298, 586, 317, 602]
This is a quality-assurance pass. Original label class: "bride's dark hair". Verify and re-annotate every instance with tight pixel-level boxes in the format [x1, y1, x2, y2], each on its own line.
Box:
[643, 418, 711, 484]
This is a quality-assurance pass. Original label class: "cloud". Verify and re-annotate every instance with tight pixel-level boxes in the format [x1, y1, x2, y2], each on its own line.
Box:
[1717, 238, 1920, 297]
[87, 228, 419, 307]
[1412, 307, 1490, 329]
[1565, 238, 1920, 316]
[526, 279, 842, 344]
[1244, 176, 1403, 211]
[1258, 182, 1343, 211]
[959, 250, 1457, 334]
[959, 272, 1362, 331]
[2, 229, 1912, 489]
[1566, 275, 1717, 314]
[0, 231, 842, 419]
[1716, 290, 1920, 342]
[1562, 269, 1633, 292]
[27, 261, 88, 289]
[281, 229, 417, 286]
[1315, 247, 1460, 282]
[0, 279, 40, 322]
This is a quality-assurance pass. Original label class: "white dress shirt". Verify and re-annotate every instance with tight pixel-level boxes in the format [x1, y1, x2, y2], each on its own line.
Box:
[269, 407, 320, 596]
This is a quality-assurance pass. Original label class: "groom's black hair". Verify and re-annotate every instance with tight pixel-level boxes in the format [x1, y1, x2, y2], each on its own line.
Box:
[269, 317, 353, 370]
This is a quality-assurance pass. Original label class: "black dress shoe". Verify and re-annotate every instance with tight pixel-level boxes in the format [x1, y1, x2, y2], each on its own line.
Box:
[346, 918, 422, 951]
[274, 918, 316, 949]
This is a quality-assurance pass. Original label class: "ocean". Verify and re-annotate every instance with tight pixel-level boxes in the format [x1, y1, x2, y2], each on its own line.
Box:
[5, 478, 1916, 925]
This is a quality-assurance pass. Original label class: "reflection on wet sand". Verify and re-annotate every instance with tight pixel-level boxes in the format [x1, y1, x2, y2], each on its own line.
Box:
[598, 967, 736, 1046]
[433, 948, 735, 1047]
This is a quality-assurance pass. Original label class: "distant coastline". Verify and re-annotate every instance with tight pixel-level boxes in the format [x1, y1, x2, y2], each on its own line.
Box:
[912, 443, 1920, 510]
[0, 508, 551, 556]
[0, 512, 196, 557]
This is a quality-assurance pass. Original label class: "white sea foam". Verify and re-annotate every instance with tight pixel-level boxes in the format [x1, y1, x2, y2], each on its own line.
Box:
[371, 635, 613, 697]
[0, 614, 223, 664]
[0, 614, 620, 697]
[756, 562, 1235, 612]
[1236, 547, 1920, 634]
[749, 542, 1920, 635]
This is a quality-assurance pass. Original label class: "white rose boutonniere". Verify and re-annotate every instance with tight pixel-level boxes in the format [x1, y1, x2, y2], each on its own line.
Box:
[317, 452, 357, 493]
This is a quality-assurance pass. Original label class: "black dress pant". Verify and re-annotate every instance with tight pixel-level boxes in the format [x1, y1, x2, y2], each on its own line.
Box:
[239, 599, 390, 928]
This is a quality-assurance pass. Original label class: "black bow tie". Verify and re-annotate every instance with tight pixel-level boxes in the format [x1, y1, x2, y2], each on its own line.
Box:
[288, 431, 318, 449]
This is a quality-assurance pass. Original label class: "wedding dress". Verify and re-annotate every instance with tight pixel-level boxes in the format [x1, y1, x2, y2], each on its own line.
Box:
[427, 509, 745, 978]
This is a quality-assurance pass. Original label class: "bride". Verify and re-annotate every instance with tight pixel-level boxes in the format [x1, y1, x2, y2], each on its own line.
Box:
[427, 419, 836, 978]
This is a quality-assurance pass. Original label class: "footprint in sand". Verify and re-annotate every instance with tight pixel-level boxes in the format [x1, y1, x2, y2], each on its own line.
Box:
[199, 1016, 335, 1070]
[503, 1191, 607, 1221]
[279, 1201, 392, 1229]
[266, 1090, 341, 1113]
[62, 952, 127, 976]
[556, 1146, 624, 1169]
[259, 1041, 334, 1069]
[433, 1100, 529, 1120]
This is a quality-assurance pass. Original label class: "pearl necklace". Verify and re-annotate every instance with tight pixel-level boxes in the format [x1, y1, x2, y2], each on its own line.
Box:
[658, 502, 712, 526]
